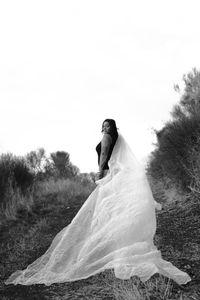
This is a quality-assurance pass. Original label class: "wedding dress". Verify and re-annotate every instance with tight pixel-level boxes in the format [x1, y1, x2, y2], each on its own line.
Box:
[5, 133, 191, 285]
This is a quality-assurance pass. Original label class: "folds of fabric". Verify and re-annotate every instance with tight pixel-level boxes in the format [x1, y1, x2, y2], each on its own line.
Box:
[5, 133, 191, 285]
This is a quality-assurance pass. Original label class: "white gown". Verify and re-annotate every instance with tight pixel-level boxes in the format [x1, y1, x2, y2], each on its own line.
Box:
[5, 133, 191, 285]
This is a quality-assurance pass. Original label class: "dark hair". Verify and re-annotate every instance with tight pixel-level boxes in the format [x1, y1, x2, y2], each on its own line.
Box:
[102, 119, 118, 140]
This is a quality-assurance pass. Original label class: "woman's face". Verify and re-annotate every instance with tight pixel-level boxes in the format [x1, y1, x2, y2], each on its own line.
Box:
[102, 121, 111, 134]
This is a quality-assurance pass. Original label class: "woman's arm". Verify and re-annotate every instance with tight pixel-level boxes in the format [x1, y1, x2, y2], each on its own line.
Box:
[97, 134, 112, 179]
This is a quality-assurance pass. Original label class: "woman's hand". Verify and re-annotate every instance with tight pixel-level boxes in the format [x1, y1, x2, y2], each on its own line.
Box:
[95, 170, 104, 181]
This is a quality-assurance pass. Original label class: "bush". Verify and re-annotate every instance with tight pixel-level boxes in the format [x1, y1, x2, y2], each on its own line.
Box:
[148, 68, 200, 191]
[149, 114, 200, 189]
[50, 151, 80, 179]
[185, 136, 200, 195]
[0, 153, 35, 205]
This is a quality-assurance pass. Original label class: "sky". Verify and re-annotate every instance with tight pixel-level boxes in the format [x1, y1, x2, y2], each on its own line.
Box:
[0, 0, 200, 172]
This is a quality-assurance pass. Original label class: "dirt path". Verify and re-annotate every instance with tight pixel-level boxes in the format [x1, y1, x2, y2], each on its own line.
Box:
[1, 192, 200, 299]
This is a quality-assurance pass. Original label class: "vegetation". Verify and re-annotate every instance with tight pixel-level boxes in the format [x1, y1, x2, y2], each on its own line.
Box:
[146, 68, 200, 298]
[1, 69, 200, 298]
[0, 154, 34, 203]
[148, 68, 200, 192]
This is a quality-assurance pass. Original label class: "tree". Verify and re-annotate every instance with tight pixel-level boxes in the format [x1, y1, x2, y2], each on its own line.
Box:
[26, 148, 46, 174]
[175, 68, 200, 117]
[148, 68, 200, 190]
[50, 151, 79, 178]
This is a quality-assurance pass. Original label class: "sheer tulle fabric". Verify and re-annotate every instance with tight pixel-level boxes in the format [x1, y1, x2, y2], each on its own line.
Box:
[5, 133, 191, 285]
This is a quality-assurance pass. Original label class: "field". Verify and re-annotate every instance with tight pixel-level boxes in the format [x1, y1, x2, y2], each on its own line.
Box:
[0, 178, 200, 300]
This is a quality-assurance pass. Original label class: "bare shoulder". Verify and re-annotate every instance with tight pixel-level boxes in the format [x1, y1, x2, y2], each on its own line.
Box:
[102, 133, 112, 145]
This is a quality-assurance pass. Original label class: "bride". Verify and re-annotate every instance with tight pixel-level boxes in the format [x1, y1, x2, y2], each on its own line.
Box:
[5, 119, 191, 285]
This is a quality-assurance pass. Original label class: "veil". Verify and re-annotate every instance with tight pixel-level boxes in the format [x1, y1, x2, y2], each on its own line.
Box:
[96, 133, 161, 209]
[5, 133, 191, 285]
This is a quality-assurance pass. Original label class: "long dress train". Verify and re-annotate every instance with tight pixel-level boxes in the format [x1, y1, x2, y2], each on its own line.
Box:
[5, 133, 191, 285]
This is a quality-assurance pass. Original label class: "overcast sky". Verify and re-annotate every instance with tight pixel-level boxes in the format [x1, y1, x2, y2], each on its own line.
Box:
[0, 0, 200, 172]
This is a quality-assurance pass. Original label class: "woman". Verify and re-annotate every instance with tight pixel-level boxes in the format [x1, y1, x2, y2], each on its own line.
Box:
[5, 119, 191, 285]
[96, 119, 118, 181]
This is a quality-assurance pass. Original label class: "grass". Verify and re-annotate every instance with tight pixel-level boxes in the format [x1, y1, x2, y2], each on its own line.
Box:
[99, 271, 174, 300]
[0, 177, 200, 299]
[0, 186, 34, 224]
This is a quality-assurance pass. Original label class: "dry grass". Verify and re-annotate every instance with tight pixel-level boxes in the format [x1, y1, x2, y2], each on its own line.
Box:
[0, 178, 95, 225]
[101, 270, 174, 300]
[0, 177, 199, 299]
[0, 185, 34, 225]
[36, 177, 95, 204]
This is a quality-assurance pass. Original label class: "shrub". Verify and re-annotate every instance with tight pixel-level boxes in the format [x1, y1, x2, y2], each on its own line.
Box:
[149, 114, 200, 189]
[148, 68, 200, 191]
[0, 184, 34, 223]
[0, 153, 35, 205]
[50, 151, 80, 179]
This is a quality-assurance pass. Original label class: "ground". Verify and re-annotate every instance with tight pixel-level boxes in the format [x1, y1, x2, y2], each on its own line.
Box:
[0, 189, 200, 300]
